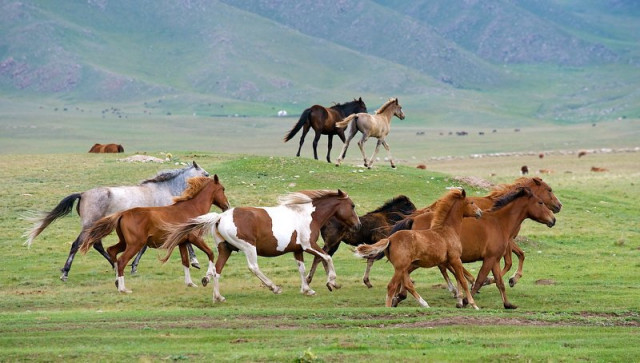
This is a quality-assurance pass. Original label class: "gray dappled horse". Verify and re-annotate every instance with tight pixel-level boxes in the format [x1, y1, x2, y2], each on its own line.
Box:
[25, 161, 211, 281]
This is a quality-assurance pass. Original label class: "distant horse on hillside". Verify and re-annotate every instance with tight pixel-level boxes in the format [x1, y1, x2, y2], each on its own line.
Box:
[24, 162, 212, 281]
[335, 98, 405, 169]
[284, 98, 367, 163]
[89, 143, 124, 153]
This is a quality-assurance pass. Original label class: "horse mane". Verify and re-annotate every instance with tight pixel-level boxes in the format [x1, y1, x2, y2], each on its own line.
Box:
[368, 195, 411, 214]
[487, 177, 544, 200]
[141, 164, 193, 185]
[278, 190, 346, 206]
[172, 176, 211, 203]
[430, 189, 464, 229]
[490, 187, 531, 211]
[375, 98, 397, 114]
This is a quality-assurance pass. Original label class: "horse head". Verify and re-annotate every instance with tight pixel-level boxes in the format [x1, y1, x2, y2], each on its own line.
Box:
[526, 190, 556, 228]
[530, 177, 562, 213]
[459, 189, 482, 219]
[332, 189, 361, 229]
[393, 98, 405, 120]
[210, 174, 230, 211]
[190, 161, 210, 177]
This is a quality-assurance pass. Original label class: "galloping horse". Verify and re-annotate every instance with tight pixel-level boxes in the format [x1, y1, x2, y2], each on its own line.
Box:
[284, 98, 367, 163]
[80, 176, 229, 293]
[395, 187, 556, 309]
[305, 195, 416, 288]
[355, 188, 482, 309]
[89, 143, 124, 153]
[24, 162, 210, 281]
[161, 190, 360, 303]
[335, 98, 405, 168]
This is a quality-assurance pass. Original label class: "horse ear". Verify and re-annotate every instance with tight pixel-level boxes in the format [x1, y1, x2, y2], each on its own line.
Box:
[358, 97, 362, 102]
[337, 189, 346, 197]
[461, 189, 466, 198]
[395, 98, 399, 104]
[192, 161, 199, 169]
[213, 174, 219, 183]
[533, 177, 542, 185]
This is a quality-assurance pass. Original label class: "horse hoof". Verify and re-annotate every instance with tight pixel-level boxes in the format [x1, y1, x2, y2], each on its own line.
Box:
[391, 297, 399, 307]
[187, 282, 198, 288]
[504, 303, 518, 309]
[363, 280, 373, 289]
[509, 278, 516, 288]
[115, 279, 119, 288]
[303, 290, 316, 296]
[273, 286, 283, 294]
[326, 282, 333, 292]
[201, 276, 210, 287]
[60, 274, 68, 282]
[118, 289, 132, 294]
[191, 262, 201, 270]
[130, 269, 138, 275]
[214, 296, 226, 303]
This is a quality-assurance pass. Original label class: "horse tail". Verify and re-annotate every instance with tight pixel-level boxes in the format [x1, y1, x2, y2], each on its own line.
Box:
[160, 212, 222, 263]
[23, 193, 82, 248]
[283, 108, 311, 142]
[79, 213, 121, 254]
[335, 114, 357, 129]
[354, 238, 390, 259]
[390, 217, 414, 234]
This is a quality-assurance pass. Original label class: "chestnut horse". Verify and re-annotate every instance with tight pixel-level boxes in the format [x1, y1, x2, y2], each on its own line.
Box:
[79, 176, 229, 293]
[355, 188, 482, 309]
[335, 98, 405, 168]
[284, 98, 367, 163]
[397, 187, 556, 309]
[24, 162, 210, 281]
[305, 195, 416, 288]
[89, 143, 124, 153]
[161, 190, 360, 303]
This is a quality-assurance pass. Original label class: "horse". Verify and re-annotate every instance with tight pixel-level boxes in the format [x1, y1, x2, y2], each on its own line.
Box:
[88, 143, 124, 153]
[79, 175, 229, 293]
[24, 161, 210, 281]
[355, 188, 483, 309]
[305, 195, 416, 288]
[161, 190, 361, 303]
[395, 187, 556, 309]
[283, 98, 367, 163]
[335, 97, 405, 169]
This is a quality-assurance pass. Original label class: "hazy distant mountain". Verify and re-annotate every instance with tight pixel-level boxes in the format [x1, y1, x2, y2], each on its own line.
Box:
[0, 0, 638, 123]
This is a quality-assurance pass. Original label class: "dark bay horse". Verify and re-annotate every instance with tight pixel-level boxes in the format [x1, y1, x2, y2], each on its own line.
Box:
[305, 195, 416, 288]
[284, 98, 367, 163]
[335, 98, 405, 168]
[89, 143, 124, 153]
[24, 162, 210, 281]
[355, 189, 482, 309]
[161, 190, 361, 303]
[80, 176, 229, 293]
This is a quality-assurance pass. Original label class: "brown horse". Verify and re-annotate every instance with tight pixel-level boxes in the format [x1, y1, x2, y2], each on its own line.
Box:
[335, 98, 405, 168]
[79, 175, 229, 293]
[284, 98, 367, 163]
[161, 190, 361, 303]
[305, 195, 416, 288]
[88, 143, 124, 153]
[355, 189, 482, 309]
[397, 187, 556, 309]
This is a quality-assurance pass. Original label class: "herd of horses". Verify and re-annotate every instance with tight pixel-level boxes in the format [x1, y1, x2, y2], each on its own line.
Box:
[25, 154, 561, 309]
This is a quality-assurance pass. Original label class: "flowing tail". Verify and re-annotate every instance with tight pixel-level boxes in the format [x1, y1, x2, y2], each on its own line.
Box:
[354, 238, 390, 259]
[283, 108, 312, 142]
[160, 213, 222, 263]
[23, 193, 82, 248]
[79, 213, 121, 254]
[335, 114, 357, 129]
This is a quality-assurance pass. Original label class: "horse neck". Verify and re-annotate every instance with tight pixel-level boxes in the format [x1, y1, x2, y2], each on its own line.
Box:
[311, 198, 341, 227]
[431, 200, 465, 233]
[488, 197, 530, 236]
[175, 182, 216, 215]
[378, 106, 396, 123]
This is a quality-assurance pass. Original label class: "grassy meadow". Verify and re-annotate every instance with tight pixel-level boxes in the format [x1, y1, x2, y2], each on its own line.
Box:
[0, 113, 639, 361]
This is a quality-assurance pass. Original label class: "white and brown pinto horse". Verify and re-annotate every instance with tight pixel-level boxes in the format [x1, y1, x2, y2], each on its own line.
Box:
[335, 97, 405, 169]
[162, 190, 360, 303]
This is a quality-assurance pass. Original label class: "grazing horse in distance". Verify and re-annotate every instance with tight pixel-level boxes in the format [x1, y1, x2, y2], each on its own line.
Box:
[80, 175, 229, 293]
[89, 143, 124, 153]
[305, 195, 417, 288]
[161, 190, 361, 303]
[24, 162, 210, 281]
[284, 98, 367, 163]
[335, 98, 405, 169]
[355, 188, 482, 309]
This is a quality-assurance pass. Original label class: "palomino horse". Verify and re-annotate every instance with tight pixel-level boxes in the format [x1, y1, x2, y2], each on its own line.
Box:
[24, 161, 210, 281]
[335, 98, 405, 168]
[305, 195, 416, 288]
[395, 187, 556, 309]
[284, 98, 367, 163]
[79, 176, 229, 293]
[355, 188, 482, 309]
[161, 190, 361, 303]
[89, 143, 124, 153]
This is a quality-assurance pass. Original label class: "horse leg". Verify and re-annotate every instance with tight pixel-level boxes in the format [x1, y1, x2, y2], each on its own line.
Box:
[294, 251, 315, 296]
[185, 235, 216, 286]
[438, 264, 459, 298]
[402, 272, 430, 308]
[306, 235, 338, 284]
[296, 124, 311, 157]
[450, 259, 479, 310]
[60, 231, 89, 281]
[336, 123, 358, 166]
[178, 244, 197, 287]
[508, 239, 525, 287]
[312, 131, 322, 160]
[210, 242, 233, 303]
[110, 241, 138, 294]
[362, 257, 376, 288]
[386, 270, 405, 307]
[187, 243, 200, 269]
[326, 134, 334, 163]
[130, 244, 147, 275]
[357, 134, 370, 167]
[303, 241, 339, 291]
[493, 261, 517, 309]
[380, 139, 396, 168]
[471, 257, 497, 297]
[244, 246, 282, 294]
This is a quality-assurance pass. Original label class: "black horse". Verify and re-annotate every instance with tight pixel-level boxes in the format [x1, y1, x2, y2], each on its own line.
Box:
[305, 195, 416, 287]
[284, 98, 367, 163]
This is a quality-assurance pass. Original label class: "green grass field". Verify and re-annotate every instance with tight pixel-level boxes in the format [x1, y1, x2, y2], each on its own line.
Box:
[1, 137, 638, 361]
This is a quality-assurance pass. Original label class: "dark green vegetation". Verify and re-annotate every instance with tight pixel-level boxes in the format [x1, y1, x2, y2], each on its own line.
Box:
[1, 0, 639, 123]
[1, 150, 638, 361]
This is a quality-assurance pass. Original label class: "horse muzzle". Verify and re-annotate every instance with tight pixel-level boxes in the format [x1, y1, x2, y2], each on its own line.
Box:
[475, 210, 482, 219]
[546, 217, 556, 228]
